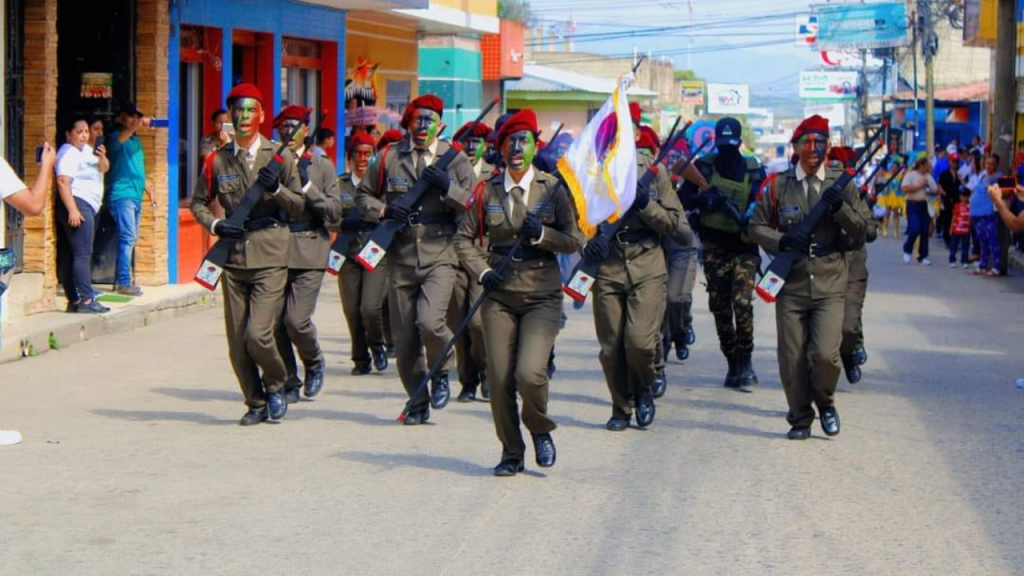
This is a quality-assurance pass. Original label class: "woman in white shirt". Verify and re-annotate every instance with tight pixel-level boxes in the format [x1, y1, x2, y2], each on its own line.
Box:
[55, 117, 109, 313]
[900, 155, 938, 265]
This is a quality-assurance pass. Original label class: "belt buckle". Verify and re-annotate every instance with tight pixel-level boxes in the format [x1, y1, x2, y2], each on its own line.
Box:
[407, 211, 421, 226]
[615, 229, 628, 245]
[808, 242, 819, 259]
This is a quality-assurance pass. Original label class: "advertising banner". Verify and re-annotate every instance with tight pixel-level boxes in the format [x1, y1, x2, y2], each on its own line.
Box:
[706, 83, 750, 115]
[680, 81, 705, 105]
[799, 70, 859, 101]
[813, 2, 910, 50]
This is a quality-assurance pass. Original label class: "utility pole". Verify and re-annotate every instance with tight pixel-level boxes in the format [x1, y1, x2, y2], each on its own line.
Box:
[992, 0, 1016, 165]
[912, 7, 920, 148]
[923, 5, 936, 156]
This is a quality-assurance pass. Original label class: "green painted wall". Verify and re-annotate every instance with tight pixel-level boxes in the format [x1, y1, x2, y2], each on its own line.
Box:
[419, 46, 483, 128]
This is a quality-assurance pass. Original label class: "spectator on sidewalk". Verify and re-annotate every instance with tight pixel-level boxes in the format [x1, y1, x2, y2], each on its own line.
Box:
[0, 146, 54, 216]
[970, 154, 1003, 276]
[199, 108, 230, 159]
[901, 155, 937, 265]
[55, 118, 110, 313]
[937, 153, 960, 246]
[106, 103, 154, 297]
[948, 189, 972, 268]
[313, 128, 335, 158]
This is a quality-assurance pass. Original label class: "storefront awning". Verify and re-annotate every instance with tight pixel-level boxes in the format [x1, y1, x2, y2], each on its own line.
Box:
[299, 0, 427, 10]
[507, 64, 659, 99]
[392, 4, 500, 35]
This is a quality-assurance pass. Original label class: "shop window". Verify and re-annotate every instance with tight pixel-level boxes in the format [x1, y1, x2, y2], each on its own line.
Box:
[282, 37, 322, 111]
[178, 62, 203, 201]
[386, 79, 411, 118]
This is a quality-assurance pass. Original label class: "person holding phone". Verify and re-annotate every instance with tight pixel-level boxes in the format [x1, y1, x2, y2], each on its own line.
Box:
[970, 154, 1004, 276]
[199, 109, 231, 159]
[989, 183, 1024, 233]
[106, 102, 155, 297]
[55, 117, 109, 313]
[1, 143, 55, 217]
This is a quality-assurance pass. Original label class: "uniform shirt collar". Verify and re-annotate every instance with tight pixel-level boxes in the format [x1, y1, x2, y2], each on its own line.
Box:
[504, 166, 535, 195]
[795, 161, 826, 183]
[233, 135, 263, 158]
[351, 172, 362, 187]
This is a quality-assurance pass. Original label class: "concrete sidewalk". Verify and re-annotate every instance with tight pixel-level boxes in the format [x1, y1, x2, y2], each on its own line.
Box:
[0, 283, 220, 363]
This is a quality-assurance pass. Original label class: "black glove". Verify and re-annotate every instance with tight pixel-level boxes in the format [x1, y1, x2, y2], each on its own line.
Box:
[821, 185, 845, 213]
[298, 156, 312, 188]
[385, 202, 410, 222]
[421, 165, 450, 193]
[779, 230, 810, 253]
[481, 268, 506, 291]
[257, 159, 283, 192]
[633, 187, 652, 211]
[213, 220, 245, 240]
[687, 210, 701, 232]
[521, 212, 543, 240]
[695, 189, 725, 212]
[582, 235, 610, 263]
[533, 152, 559, 175]
[339, 210, 363, 233]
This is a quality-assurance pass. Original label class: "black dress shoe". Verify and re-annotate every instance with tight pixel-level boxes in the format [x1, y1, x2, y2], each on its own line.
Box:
[430, 372, 451, 409]
[493, 459, 525, 477]
[304, 359, 326, 397]
[239, 408, 269, 426]
[284, 387, 301, 404]
[606, 415, 630, 431]
[675, 344, 689, 361]
[652, 370, 667, 399]
[402, 408, 431, 426]
[820, 406, 840, 436]
[351, 362, 372, 376]
[854, 348, 868, 366]
[386, 345, 396, 358]
[841, 354, 861, 384]
[532, 433, 556, 468]
[635, 390, 656, 428]
[787, 426, 811, 440]
[372, 346, 389, 372]
[457, 384, 477, 403]
[267, 391, 288, 420]
[684, 324, 696, 346]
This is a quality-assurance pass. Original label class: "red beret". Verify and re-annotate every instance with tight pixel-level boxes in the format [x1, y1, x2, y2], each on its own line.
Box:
[453, 121, 492, 142]
[497, 109, 538, 147]
[377, 129, 404, 151]
[792, 114, 829, 143]
[402, 94, 445, 128]
[346, 132, 376, 156]
[629, 102, 642, 124]
[637, 125, 660, 151]
[226, 83, 264, 107]
[272, 105, 312, 128]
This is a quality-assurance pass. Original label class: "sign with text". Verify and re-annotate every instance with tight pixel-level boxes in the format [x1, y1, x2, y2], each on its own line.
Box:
[680, 81, 705, 105]
[799, 70, 859, 101]
[813, 2, 910, 50]
[706, 83, 750, 115]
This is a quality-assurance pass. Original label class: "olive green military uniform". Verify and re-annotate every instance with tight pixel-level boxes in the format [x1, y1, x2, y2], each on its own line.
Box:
[661, 213, 697, 355]
[191, 136, 305, 409]
[337, 171, 390, 370]
[841, 216, 878, 358]
[275, 152, 343, 387]
[593, 155, 683, 419]
[748, 166, 871, 427]
[455, 169, 580, 462]
[354, 138, 475, 412]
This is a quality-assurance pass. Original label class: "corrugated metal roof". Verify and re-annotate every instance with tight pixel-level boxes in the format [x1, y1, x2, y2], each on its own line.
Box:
[507, 64, 659, 97]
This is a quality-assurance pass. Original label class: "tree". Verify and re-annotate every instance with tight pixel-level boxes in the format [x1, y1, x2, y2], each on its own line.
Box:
[673, 69, 699, 82]
[498, 0, 533, 25]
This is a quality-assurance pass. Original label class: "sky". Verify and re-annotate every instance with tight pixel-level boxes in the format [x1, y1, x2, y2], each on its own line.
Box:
[527, 0, 823, 97]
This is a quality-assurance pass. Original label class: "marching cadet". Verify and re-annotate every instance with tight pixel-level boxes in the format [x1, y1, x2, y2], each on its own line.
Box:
[454, 109, 580, 476]
[679, 117, 765, 390]
[272, 106, 343, 403]
[354, 94, 475, 425]
[337, 132, 390, 375]
[586, 103, 683, 432]
[191, 83, 305, 426]
[449, 120, 493, 402]
[748, 114, 871, 440]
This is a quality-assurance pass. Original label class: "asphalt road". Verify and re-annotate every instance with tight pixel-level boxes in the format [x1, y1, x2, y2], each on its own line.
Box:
[2, 239, 1022, 576]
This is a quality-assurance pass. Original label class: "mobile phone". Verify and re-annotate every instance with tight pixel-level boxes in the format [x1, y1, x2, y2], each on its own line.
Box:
[93, 136, 104, 155]
[35, 145, 43, 165]
[222, 122, 235, 136]
[997, 176, 1016, 192]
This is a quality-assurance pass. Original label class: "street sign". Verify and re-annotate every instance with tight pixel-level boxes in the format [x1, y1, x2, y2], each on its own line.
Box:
[799, 70, 859, 101]
[706, 83, 750, 115]
[813, 2, 911, 50]
[794, 13, 818, 47]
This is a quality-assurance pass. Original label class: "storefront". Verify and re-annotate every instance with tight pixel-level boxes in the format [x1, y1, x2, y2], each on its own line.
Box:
[344, 11, 420, 138]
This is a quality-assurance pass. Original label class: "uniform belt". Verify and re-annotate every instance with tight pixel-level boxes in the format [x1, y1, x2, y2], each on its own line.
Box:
[614, 229, 658, 245]
[288, 221, 323, 233]
[405, 212, 453, 227]
[491, 244, 554, 262]
[808, 242, 843, 259]
[244, 217, 282, 232]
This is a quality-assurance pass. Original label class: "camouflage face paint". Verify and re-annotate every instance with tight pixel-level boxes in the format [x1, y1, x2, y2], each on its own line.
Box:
[798, 135, 828, 170]
[412, 110, 440, 147]
[276, 121, 306, 152]
[231, 99, 262, 140]
[503, 131, 536, 172]
[465, 136, 485, 163]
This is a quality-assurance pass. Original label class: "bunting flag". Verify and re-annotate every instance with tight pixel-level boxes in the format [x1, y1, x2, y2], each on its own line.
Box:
[557, 74, 638, 238]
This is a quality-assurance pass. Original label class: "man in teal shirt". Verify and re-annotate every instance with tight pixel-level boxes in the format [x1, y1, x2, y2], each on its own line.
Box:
[106, 103, 153, 296]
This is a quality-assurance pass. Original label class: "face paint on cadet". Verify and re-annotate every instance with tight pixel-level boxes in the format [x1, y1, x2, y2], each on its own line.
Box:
[484, 141, 502, 166]
[503, 131, 536, 172]
[231, 98, 263, 140]
[465, 136, 485, 163]
[799, 135, 828, 170]
[350, 144, 374, 177]
[276, 121, 307, 152]
[412, 110, 441, 148]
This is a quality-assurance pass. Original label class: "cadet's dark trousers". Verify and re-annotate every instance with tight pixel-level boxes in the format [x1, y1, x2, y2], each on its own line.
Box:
[776, 292, 844, 428]
[276, 267, 326, 386]
[594, 274, 666, 419]
[448, 266, 487, 387]
[482, 289, 560, 462]
[841, 254, 868, 357]
[389, 261, 456, 413]
[703, 248, 759, 356]
[339, 258, 388, 367]
[222, 266, 289, 409]
[662, 241, 698, 350]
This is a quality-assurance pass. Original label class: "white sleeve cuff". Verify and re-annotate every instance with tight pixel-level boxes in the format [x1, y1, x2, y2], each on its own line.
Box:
[301, 181, 313, 194]
[478, 269, 491, 283]
[271, 185, 282, 196]
[210, 219, 221, 234]
[530, 228, 545, 245]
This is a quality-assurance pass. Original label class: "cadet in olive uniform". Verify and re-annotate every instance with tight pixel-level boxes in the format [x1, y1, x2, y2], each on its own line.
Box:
[191, 83, 305, 426]
[840, 199, 878, 384]
[449, 120, 493, 402]
[748, 115, 871, 440]
[455, 109, 579, 476]
[585, 109, 683, 432]
[354, 94, 475, 425]
[680, 118, 764, 390]
[269, 106, 344, 404]
[337, 132, 390, 375]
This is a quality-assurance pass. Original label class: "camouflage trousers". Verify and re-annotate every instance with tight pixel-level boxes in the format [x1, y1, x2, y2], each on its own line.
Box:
[702, 248, 760, 356]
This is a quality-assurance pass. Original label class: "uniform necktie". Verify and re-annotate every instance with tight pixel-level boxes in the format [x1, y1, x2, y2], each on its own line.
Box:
[510, 186, 526, 228]
[808, 177, 820, 205]
[237, 147, 254, 173]
[415, 150, 426, 178]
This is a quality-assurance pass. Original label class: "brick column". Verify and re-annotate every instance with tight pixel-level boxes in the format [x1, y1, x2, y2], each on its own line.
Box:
[134, 0, 170, 285]
[20, 0, 58, 313]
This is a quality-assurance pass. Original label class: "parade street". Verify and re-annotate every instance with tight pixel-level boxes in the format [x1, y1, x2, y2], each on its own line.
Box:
[2, 240, 1022, 576]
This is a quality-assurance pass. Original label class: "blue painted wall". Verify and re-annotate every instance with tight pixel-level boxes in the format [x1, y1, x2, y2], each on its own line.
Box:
[167, 0, 346, 282]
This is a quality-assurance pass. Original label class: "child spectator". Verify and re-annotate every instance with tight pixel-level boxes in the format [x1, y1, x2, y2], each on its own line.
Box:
[949, 190, 972, 268]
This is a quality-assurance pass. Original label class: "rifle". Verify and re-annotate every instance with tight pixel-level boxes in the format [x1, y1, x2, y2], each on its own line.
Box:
[194, 111, 312, 290]
[563, 118, 703, 302]
[353, 97, 501, 272]
[754, 122, 888, 304]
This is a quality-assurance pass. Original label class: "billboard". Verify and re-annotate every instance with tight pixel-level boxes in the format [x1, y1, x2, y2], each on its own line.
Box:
[706, 83, 750, 115]
[794, 13, 818, 46]
[813, 2, 910, 50]
[799, 70, 859, 101]
[680, 81, 705, 105]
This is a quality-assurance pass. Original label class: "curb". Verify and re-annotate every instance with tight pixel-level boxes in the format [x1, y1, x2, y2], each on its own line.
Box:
[1, 287, 221, 364]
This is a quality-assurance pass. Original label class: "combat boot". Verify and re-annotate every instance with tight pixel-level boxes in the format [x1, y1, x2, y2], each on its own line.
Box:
[683, 300, 696, 346]
[723, 353, 740, 388]
[736, 351, 758, 388]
